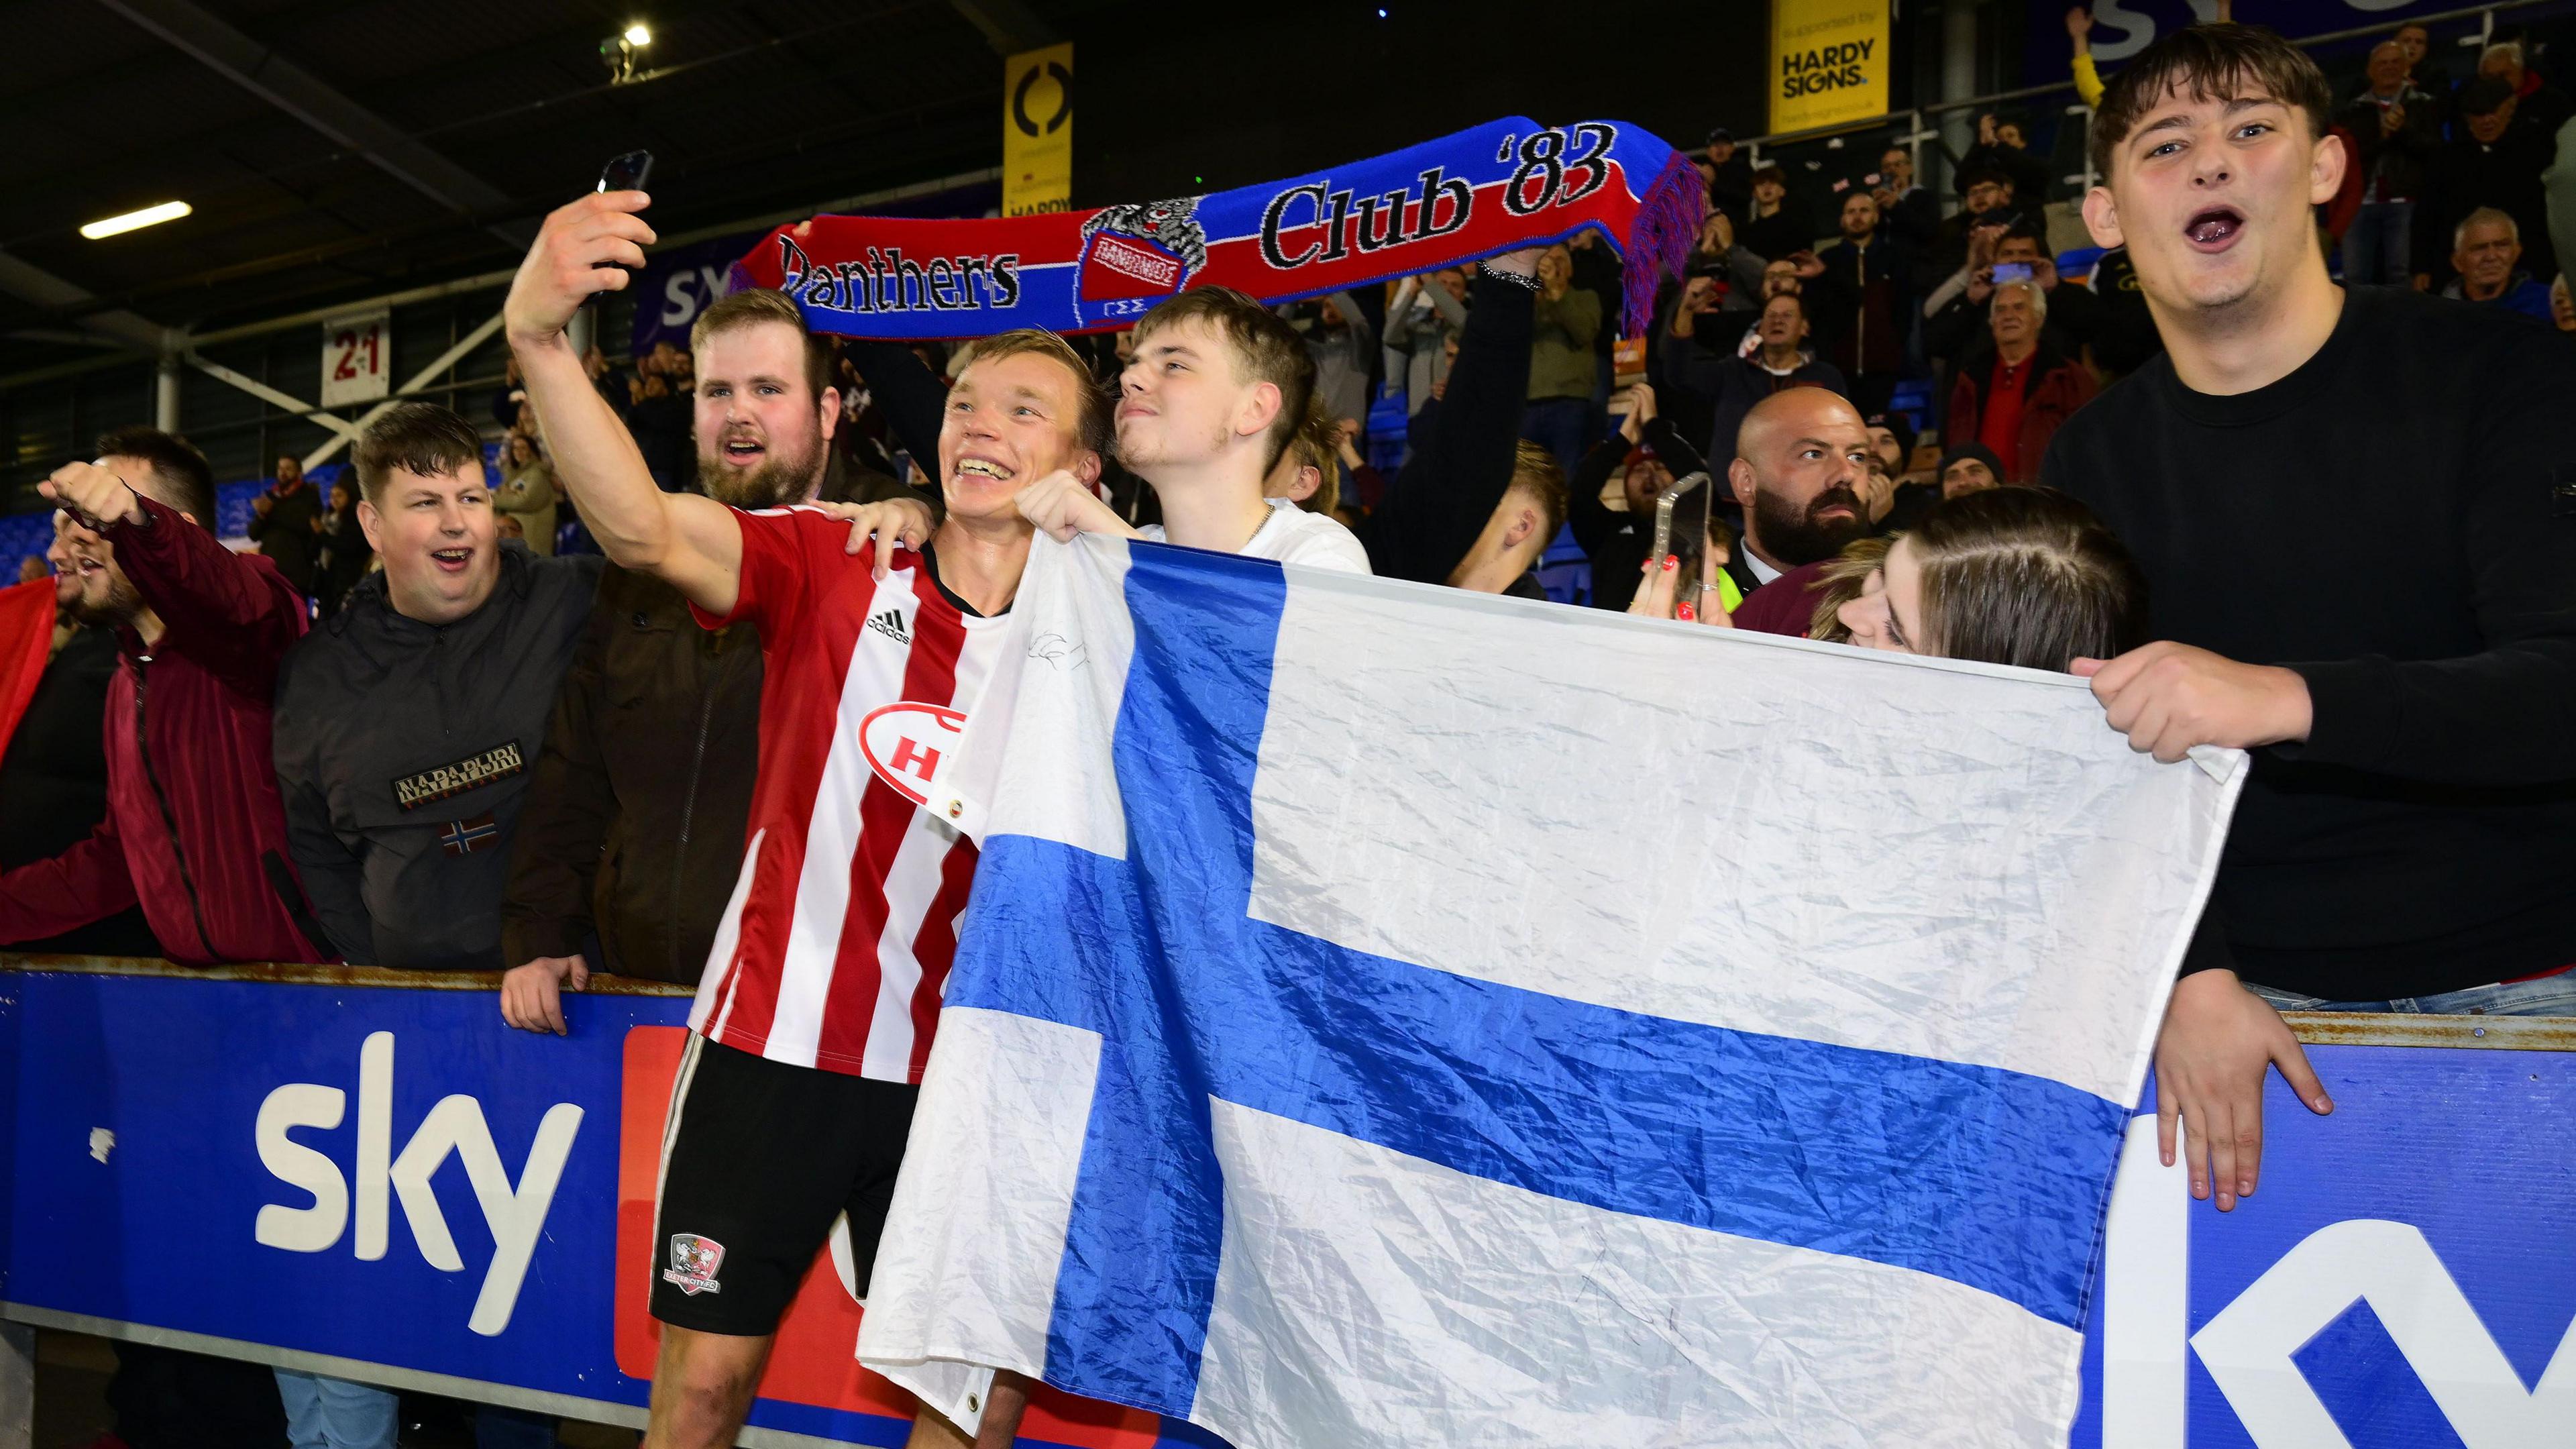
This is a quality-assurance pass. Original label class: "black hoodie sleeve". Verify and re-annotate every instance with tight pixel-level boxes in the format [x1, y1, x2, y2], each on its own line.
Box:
[1360, 274, 1536, 583]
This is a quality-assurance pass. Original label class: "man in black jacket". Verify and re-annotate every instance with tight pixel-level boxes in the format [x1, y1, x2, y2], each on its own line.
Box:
[269, 400, 599, 1441]
[1870, 146, 1939, 256]
[1702, 127, 1754, 218]
[274, 403, 602, 971]
[2053, 23, 2576, 1214]
[1960, 111, 2053, 209]
[1699, 292, 1848, 464]
[2414, 76, 2557, 288]
[246, 454, 323, 598]
[1566, 383, 1711, 612]
[1809, 191, 1912, 417]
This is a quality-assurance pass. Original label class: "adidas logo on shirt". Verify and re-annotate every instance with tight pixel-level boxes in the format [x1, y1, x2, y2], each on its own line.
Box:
[865, 608, 912, 646]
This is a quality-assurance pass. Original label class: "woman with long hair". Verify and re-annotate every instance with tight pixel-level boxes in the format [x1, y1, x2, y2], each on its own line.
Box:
[493, 430, 559, 555]
[1828, 487, 2147, 672]
[312, 476, 371, 619]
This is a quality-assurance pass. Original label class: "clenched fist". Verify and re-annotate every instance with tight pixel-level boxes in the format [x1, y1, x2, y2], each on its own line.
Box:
[40, 460, 144, 529]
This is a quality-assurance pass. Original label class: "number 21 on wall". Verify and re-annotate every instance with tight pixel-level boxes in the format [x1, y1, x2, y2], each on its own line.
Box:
[332, 322, 380, 381]
[320, 308, 390, 405]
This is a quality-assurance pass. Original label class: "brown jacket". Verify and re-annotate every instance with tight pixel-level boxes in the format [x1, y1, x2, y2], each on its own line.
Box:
[498, 561, 762, 983]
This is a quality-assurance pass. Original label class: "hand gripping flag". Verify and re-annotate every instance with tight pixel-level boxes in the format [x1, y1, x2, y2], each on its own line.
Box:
[735, 117, 1703, 339]
[860, 537, 2246, 1449]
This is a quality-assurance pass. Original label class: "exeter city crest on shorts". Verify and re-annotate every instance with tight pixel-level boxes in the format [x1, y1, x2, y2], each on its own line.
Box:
[662, 1232, 725, 1296]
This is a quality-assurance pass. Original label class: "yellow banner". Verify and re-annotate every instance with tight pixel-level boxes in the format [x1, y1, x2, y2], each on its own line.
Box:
[1003, 43, 1074, 216]
[1768, 0, 1889, 136]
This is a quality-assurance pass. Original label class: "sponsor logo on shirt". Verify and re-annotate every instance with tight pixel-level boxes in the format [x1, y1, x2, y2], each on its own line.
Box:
[865, 608, 913, 646]
[392, 741, 524, 811]
[859, 702, 967, 806]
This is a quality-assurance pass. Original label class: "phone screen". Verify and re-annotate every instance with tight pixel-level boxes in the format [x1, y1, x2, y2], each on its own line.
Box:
[596, 150, 653, 194]
[1991, 261, 2034, 286]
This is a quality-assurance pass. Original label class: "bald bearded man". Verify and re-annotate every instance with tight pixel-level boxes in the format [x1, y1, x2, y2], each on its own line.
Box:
[1625, 388, 1877, 633]
[1723, 390, 1876, 631]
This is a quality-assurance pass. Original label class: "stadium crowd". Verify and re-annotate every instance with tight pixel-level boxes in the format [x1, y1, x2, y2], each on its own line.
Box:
[3, 15, 2574, 1449]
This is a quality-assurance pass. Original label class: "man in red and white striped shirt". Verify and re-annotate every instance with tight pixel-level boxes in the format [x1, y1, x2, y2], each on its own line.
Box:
[508, 189, 1109, 1449]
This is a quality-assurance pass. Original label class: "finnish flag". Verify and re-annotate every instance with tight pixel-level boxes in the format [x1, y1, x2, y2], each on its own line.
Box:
[861, 535, 2243, 1448]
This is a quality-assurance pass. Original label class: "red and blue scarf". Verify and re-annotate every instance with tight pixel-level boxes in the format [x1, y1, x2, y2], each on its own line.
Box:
[734, 117, 1703, 341]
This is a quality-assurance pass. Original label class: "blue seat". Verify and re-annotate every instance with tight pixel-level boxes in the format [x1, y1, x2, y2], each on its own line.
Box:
[1366, 390, 1411, 474]
[1886, 378, 1935, 434]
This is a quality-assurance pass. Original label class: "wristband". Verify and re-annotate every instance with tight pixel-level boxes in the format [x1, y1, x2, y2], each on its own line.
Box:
[1483, 267, 1542, 293]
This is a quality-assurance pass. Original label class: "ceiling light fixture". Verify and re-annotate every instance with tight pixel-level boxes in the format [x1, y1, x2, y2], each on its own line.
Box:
[604, 22, 654, 84]
[80, 201, 193, 240]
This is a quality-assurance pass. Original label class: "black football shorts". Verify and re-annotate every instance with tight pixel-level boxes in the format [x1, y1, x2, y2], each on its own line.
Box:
[649, 1034, 920, 1336]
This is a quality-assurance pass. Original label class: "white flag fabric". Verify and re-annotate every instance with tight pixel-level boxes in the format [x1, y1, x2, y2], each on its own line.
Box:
[860, 534, 2244, 1449]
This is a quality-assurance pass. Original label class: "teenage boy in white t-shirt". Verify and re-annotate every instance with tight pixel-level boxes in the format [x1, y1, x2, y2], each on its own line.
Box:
[1014, 285, 1373, 572]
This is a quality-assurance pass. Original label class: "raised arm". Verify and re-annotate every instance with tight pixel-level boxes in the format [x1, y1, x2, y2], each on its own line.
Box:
[504, 191, 747, 616]
[1362, 260, 1538, 583]
[40, 466, 307, 693]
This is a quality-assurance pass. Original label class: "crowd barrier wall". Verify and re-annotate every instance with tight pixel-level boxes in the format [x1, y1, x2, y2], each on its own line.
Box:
[0, 956, 2565, 1446]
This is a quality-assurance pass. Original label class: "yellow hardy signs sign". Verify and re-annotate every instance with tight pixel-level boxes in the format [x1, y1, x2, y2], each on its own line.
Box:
[1769, 0, 1890, 136]
[1003, 43, 1074, 216]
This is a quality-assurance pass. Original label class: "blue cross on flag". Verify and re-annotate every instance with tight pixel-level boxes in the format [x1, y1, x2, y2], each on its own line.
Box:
[858, 536, 2245, 1449]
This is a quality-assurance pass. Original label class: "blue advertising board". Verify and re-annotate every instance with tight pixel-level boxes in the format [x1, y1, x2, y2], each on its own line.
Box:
[2072, 1033, 2575, 1447]
[1, 961, 2567, 1446]
[0, 963, 1208, 1449]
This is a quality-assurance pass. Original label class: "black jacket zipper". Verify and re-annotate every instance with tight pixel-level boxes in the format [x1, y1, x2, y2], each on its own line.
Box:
[133, 656, 216, 960]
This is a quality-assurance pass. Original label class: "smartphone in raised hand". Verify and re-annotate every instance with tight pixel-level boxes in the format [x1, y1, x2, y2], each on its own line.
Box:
[589, 151, 654, 306]
[596, 150, 653, 195]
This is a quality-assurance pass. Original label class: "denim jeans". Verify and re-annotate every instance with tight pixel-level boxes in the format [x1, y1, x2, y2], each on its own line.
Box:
[274, 1371, 396, 1449]
[274, 1373, 559, 1449]
[2341, 199, 2416, 286]
[2248, 968, 2576, 1017]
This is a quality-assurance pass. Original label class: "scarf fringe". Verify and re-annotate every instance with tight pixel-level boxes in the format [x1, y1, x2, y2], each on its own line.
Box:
[1621, 150, 1707, 338]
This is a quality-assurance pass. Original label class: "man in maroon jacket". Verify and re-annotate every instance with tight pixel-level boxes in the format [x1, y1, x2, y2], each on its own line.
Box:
[0, 427, 331, 965]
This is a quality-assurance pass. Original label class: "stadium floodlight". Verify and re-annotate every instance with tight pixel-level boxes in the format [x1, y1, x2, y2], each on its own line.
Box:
[624, 22, 651, 46]
[80, 201, 192, 240]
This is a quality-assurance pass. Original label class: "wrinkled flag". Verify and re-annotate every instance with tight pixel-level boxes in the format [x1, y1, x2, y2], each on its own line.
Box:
[860, 535, 2243, 1449]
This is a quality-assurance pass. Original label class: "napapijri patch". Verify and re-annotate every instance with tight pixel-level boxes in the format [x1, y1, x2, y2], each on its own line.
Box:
[865, 608, 912, 645]
[663, 1232, 725, 1296]
[392, 741, 525, 811]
